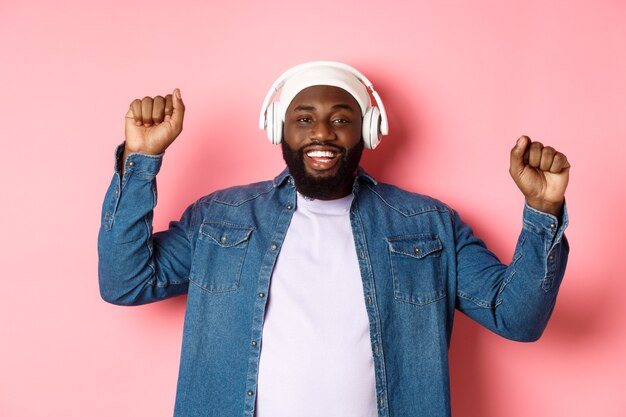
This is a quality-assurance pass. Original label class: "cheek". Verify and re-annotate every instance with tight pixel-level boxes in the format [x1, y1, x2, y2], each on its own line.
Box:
[282, 125, 302, 147]
[343, 125, 363, 146]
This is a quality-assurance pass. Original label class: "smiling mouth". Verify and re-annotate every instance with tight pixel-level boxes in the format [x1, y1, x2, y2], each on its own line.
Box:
[306, 149, 338, 162]
[303, 147, 342, 172]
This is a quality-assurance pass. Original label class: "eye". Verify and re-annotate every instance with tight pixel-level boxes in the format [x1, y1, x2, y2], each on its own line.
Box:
[296, 116, 312, 124]
[332, 118, 351, 125]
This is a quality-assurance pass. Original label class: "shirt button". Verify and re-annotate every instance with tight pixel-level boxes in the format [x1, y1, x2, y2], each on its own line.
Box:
[550, 223, 556, 229]
[258, 292, 265, 298]
[220, 236, 227, 243]
[128, 161, 134, 167]
[247, 390, 254, 397]
[271, 244, 277, 251]
[287, 204, 293, 210]
[414, 248, 421, 254]
[548, 255, 554, 261]
[251, 340, 257, 347]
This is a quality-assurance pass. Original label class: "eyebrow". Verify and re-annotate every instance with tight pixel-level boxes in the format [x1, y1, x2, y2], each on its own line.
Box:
[293, 104, 356, 112]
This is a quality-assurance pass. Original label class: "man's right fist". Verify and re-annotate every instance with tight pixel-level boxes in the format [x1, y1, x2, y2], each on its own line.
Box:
[124, 88, 185, 156]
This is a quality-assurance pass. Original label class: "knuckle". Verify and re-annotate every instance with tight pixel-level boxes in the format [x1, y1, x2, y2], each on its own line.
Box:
[543, 146, 556, 155]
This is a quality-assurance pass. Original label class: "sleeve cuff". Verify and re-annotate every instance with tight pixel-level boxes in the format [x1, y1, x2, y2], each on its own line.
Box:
[113, 142, 164, 179]
[522, 200, 569, 245]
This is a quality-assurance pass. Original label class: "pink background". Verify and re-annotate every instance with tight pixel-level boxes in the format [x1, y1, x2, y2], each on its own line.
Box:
[1, 0, 625, 416]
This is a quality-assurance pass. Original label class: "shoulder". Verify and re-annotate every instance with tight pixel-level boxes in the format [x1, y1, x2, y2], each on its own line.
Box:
[360, 180, 454, 217]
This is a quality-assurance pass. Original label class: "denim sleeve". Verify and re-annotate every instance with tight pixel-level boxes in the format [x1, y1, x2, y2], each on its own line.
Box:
[97, 144, 193, 306]
[454, 202, 569, 341]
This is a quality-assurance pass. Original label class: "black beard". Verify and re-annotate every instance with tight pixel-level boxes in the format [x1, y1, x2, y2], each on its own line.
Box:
[281, 140, 364, 200]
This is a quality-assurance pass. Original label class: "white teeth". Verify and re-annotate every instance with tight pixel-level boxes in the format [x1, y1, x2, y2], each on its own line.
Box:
[307, 150, 336, 158]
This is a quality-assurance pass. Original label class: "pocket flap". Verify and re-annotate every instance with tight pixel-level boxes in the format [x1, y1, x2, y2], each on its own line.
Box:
[199, 222, 253, 248]
[387, 234, 442, 259]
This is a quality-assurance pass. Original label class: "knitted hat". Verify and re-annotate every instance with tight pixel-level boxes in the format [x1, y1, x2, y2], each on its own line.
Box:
[278, 65, 371, 120]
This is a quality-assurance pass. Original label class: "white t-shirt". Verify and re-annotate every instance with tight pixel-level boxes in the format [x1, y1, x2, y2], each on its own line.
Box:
[255, 192, 377, 417]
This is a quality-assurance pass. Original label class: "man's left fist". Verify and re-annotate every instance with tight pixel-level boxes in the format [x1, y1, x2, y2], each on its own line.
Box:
[509, 135, 570, 217]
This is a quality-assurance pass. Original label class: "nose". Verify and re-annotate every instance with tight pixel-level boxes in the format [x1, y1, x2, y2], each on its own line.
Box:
[309, 120, 336, 142]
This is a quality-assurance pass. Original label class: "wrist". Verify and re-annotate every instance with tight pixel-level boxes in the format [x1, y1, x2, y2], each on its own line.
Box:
[124, 143, 165, 156]
[526, 198, 564, 217]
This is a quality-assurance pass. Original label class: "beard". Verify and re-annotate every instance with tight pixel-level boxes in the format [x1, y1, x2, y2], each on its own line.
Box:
[281, 139, 364, 200]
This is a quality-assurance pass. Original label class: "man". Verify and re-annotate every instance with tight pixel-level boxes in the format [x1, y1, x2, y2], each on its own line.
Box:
[98, 62, 570, 417]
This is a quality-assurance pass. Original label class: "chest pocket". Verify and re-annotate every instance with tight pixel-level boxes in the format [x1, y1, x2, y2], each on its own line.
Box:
[190, 221, 254, 293]
[386, 234, 445, 306]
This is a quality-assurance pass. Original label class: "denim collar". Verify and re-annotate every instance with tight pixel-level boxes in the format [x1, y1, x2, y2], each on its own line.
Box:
[272, 166, 378, 189]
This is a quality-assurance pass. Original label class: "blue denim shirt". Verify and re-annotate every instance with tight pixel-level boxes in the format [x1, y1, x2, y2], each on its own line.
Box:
[98, 146, 569, 417]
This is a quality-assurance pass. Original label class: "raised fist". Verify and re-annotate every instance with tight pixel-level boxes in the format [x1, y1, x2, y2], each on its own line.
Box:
[124, 88, 185, 157]
[509, 135, 570, 216]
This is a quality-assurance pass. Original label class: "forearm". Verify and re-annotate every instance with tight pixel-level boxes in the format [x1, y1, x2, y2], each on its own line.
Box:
[495, 203, 568, 340]
[456, 203, 569, 341]
[98, 145, 190, 305]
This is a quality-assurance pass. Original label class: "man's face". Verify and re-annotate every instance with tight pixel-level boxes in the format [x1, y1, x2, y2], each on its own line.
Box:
[282, 85, 363, 200]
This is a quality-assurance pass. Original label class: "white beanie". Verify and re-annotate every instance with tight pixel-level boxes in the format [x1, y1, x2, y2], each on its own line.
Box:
[278, 64, 371, 121]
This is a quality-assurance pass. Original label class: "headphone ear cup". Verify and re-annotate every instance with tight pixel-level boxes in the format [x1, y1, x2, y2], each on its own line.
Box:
[362, 107, 381, 149]
[266, 102, 283, 144]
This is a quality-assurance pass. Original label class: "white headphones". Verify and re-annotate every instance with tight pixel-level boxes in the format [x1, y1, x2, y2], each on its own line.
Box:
[258, 61, 389, 150]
